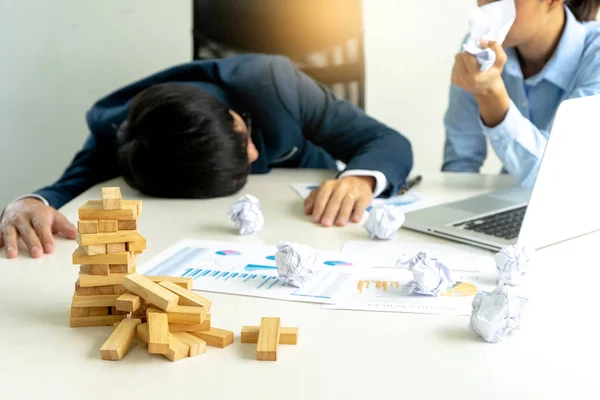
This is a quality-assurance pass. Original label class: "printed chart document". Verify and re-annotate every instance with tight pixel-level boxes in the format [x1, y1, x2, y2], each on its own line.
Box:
[290, 183, 434, 213]
[322, 241, 498, 316]
[138, 239, 362, 304]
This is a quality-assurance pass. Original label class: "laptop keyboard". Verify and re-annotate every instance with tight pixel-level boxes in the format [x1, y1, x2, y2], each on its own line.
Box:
[453, 206, 527, 240]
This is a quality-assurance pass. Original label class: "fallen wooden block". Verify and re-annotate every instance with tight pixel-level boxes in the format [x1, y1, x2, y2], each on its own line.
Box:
[107, 243, 127, 254]
[83, 244, 107, 256]
[147, 307, 170, 354]
[70, 315, 126, 328]
[172, 332, 207, 357]
[116, 293, 141, 312]
[98, 220, 118, 233]
[118, 219, 138, 231]
[189, 327, 233, 349]
[100, 318, 141, 360]
[169, 314, 211, 333]
[78, 201, 137, 221]
[73, 247, 132, 265]
[167, 306, 206, 325]
[136, 323, 188, 362]
[159, 281, 211, 310]
[102, 187, 122, 210]
[241, 326, 299, 345]
[72, 295, 119, 308]
[109, 264, 136, 274]
[76, 231, 139, 247]
[124, 274, 179, 311]
[145, 276, 193, 290]
[78, 220, 98, 234]
[79, 273, 126, 288]
[257, 317, 280, 361]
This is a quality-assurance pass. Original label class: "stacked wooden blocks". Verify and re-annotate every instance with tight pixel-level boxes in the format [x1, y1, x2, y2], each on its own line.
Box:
[70, 187, 146, 328]
[100, 273, 234, 361]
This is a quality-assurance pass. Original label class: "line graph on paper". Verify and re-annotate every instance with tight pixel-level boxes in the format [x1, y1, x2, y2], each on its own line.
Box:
[323, 270, 486, 316]
[139, 239, 356, 304]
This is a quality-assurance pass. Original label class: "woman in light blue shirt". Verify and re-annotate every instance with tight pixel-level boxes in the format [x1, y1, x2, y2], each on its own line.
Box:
[443, 0, 600, 187]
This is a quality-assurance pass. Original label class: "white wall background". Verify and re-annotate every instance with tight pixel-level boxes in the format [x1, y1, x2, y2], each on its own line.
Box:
[0, 0, 503, 207]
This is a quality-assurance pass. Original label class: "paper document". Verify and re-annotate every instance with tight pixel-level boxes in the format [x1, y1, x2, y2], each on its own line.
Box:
[322, 266, 491, 316]
[291, 183, 433, 213]
[139, 240, 363, 304]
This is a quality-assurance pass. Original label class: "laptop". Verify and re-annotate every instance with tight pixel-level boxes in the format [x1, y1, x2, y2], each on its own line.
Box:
[403, 94, 600, 252]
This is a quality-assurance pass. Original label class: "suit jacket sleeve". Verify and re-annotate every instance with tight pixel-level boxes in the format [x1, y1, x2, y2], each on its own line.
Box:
[272, 57, 413, 195]
[34, 122, 120, 209]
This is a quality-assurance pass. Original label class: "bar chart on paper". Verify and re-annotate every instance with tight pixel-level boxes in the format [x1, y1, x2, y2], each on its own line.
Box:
[323, 269, 486, 316]
[139, 239, 356, 304]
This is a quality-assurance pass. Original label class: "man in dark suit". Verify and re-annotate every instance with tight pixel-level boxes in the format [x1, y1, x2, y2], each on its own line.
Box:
[0, 54, 413, 259]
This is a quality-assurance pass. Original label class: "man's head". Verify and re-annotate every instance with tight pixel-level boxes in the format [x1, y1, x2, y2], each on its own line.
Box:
[118, 83, 259, 199]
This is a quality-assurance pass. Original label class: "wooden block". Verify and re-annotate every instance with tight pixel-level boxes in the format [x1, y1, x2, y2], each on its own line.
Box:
[123, 200, 142, 215]
[79, 273, 126, 287]
[73, 247, 131, 265]
[165, 334, 190, 362]
[100, 318, 141, 360]
[169, 314, 211, 333]
[70, 306, 89, 317]
[167, 306, 206, 325]
[76, 231, 139, 246]
[241, 326, 298, 345]
[80, 264, 110, 275]
[98, 220, 118, 233]
[79, 201, 137, 221]
[111, 307, 130, 315]
[83, 244, 107, 256]
[74, 281, 97, 295]
[78, 220, 98, 234]
[172, 332, 206, 357]
[101, 187, 122, 210]
[159, 281, 211, 310]
[257, 317, 280, 361]
[147, 307, 170, 354]
[109, 264, 136, 274]
[118, 219, 138, 231]
[127, 235, 147, 253]
[137, 323, 188, 362]
[107, 243, 127, 254]
[70, 315, 126, 328]
[72, 295, 119, 308]
[90, 307, 110, 316]
[116, 293, 140, 312]
[189, 327, 233, 349]
[123, 274, 179, 311]
[113, 285, 128, 295]
[145, 276, 193, 290]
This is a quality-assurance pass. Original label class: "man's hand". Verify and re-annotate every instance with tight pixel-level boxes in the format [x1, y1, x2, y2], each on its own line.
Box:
[0, 198, 77, 258]
[304, 176, 375, 227]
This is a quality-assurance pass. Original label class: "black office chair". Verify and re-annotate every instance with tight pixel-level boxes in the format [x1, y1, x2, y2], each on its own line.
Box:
[192, 0, 365, 109]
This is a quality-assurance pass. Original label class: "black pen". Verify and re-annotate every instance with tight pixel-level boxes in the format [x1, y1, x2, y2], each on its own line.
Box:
[398, 175, 422, 195]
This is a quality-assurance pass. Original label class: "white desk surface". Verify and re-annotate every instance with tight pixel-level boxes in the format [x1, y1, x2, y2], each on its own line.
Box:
[1, 170, 598, 399]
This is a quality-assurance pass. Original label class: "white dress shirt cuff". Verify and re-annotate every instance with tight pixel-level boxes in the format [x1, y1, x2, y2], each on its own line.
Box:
[1, 193, 50, 221]
[479, 100, 520, 143]
[338, 170, 389, 198]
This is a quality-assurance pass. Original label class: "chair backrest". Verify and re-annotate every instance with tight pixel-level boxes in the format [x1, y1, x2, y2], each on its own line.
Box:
[192, 0, 365, 109]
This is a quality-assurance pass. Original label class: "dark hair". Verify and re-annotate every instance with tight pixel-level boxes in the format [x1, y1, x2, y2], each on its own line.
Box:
[567, 0, 600, 22]
[118, 83, 249, 199]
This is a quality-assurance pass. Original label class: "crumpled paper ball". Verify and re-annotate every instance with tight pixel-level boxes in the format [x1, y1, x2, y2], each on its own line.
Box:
[470, 281, 528, 343]
[398, 252, 454, 296]
[275, 242, 318, 288]
[228, 194, 264, 235]
[363, 205, 405, 240]
[495, 245, 532, 286]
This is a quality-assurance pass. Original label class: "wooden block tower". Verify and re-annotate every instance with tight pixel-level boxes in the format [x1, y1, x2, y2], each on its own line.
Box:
[70, 187, 147, 328]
